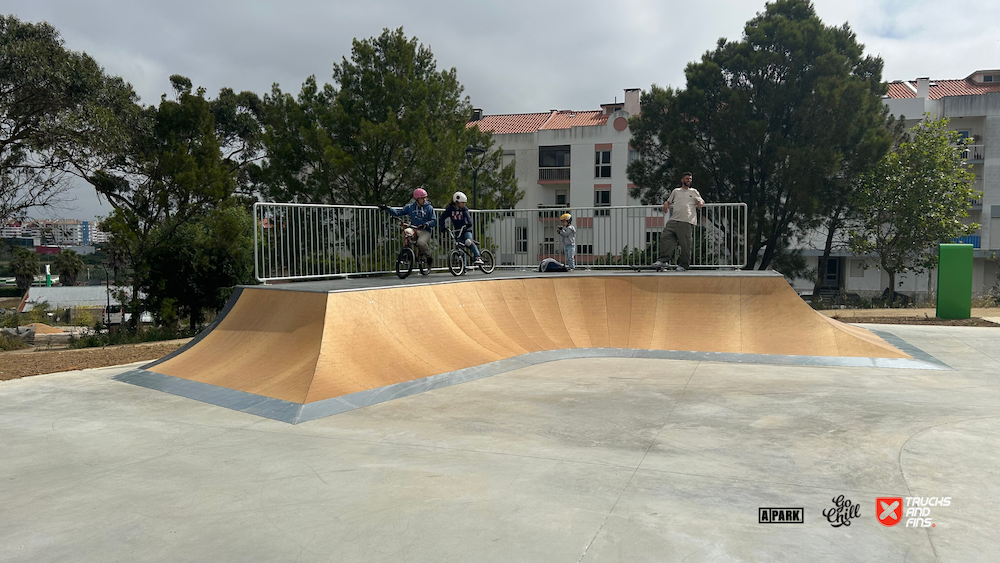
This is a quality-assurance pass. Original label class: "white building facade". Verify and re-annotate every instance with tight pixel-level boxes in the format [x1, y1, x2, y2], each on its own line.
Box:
[469, 89, 643, 211]
[790, 70, 1000, 299]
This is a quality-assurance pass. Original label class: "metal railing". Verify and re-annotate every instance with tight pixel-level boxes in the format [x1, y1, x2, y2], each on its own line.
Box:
[254, 202, 748, 282]
[970, 179, 983, 207]
[961, 144, 985, 161]
[538, 168, 571, 181]
[954, 234, 981, 248]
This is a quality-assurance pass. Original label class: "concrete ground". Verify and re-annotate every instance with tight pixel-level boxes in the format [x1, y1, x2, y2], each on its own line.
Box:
[1, 324, 998, 563]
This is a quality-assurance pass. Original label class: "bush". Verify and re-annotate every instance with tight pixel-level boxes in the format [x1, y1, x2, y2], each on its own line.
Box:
[69, 325, 199, 349]
[0, 303, 52, 328]
[0, 286, 22, 297]
[0, 332, 27, 351]
[986, 278, 1000, 307]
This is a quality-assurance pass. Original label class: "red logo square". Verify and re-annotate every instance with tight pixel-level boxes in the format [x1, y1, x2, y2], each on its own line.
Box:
[877, 497, 903, 527]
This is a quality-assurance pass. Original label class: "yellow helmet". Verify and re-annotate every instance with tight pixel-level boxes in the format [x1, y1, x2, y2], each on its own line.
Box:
[560, 213, 572, 221]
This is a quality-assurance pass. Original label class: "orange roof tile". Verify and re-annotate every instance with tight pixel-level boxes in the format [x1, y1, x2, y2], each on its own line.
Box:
[538, 110, 609, 130]
[468, 109, 610, 134]
[886, 78, 1000, 100]
[468, 112, 552, 134]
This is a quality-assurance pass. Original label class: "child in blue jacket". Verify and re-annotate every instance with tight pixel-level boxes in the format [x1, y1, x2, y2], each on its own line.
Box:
[381, 188, 437, 259]
[439, 191, 482, 265]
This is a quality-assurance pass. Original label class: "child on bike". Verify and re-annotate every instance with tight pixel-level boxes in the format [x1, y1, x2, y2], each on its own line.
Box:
[380, 188, 437, 262]
[557, 213, 576, 270]
[439, 191, 483, 265]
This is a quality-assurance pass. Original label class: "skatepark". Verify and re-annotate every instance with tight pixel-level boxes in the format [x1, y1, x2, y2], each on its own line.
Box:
[2, 268, 998, 562]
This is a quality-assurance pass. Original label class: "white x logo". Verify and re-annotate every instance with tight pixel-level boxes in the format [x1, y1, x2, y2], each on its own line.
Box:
[880, 500, 900, 520]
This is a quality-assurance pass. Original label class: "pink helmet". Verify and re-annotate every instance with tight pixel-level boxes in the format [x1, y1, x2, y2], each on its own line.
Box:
[413, 188, 428, 199]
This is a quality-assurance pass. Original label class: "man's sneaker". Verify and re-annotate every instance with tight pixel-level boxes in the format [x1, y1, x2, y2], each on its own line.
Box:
[675, 266, 686, 272]
[474, 257, 484, 265]
[651, 261, 665, 268]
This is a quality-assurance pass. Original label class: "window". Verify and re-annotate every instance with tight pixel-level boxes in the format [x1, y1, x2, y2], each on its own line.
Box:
[502, 151, 515, 170]
[541, 226, 556, 255]
[576, 228, 593, 256]
[539, 146, 571, 168]
[850, 260, 865, 278]
[594, 189, 611, 206]
[985, 75, 995, 83]
[515, 227, 528, 253]
[628, 149, 640, 165]
[555, 189, 568, 206]
[595, 150, 611, 178]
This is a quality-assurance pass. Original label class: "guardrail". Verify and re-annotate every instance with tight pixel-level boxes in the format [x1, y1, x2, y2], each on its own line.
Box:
[254, 202, 747, 283]
[961, 144, 985, 161]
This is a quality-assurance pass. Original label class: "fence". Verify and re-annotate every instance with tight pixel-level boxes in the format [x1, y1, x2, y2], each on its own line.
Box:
[254, 202, 747, 283]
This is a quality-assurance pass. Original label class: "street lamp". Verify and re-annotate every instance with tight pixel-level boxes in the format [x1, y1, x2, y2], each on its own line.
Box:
[464, 145, 487, 209]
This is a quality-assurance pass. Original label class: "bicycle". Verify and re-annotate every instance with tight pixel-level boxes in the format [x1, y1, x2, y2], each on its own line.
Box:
[395, 220, 432, 279]
[447, 228, 496, 276]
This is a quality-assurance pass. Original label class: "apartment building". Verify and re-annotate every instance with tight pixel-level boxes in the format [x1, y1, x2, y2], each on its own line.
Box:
[467, 90, 655, 265]
[48, 220, 91, 245]
[792, 70, 1000, 298]
[469, 88, 643, 210]
[3, 219, 97, 249]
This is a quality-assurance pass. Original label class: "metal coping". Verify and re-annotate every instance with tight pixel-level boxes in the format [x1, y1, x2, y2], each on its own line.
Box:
[114, 343, 949, 425]
[244, 269, 786, 295]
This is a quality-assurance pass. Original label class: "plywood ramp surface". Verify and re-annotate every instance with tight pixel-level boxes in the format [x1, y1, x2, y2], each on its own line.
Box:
[148, 275, 910, 405]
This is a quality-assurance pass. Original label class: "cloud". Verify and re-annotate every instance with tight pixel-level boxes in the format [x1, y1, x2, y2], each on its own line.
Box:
[3, 0, 993, 220]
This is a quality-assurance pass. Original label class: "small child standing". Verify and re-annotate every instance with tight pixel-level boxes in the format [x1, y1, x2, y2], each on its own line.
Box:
[556, 213, 577, 270]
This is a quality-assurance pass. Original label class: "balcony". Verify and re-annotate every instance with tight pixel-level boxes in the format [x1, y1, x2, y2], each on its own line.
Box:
[953, 235, 981, 248]
[961, 144, 985, 162]
[538, 167, 570, 183]
[970, 189, 983, 208]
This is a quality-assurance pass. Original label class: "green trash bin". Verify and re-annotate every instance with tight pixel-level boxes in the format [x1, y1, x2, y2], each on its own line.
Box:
[936, 243, 973, 319]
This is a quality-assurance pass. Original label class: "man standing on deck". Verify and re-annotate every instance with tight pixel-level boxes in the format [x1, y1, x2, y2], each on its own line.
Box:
[652, 172, 704, 271]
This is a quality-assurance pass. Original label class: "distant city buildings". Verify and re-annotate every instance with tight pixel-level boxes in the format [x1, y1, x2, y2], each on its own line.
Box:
[2, 219, 109, 252]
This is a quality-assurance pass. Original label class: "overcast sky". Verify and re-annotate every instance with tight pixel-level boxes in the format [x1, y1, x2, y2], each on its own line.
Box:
[6, 0, 1000, 224]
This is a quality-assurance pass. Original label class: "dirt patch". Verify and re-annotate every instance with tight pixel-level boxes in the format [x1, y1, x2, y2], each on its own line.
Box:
[26, 323, 64, 334]
[832, 316, 1000, 327]
[0, 343, 183, 381]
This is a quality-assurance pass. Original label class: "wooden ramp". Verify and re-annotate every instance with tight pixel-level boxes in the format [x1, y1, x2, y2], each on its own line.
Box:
[141, 273, 909, 407]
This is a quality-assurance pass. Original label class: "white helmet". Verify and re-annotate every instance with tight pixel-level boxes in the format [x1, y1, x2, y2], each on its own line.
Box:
[453, 191, 468, 203]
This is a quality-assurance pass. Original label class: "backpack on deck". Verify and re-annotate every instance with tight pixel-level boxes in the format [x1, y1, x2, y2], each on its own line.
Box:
[538, 258, 568, 272]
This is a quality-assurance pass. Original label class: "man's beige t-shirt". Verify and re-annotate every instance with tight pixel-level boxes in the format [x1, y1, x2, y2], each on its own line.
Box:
[667, 188, 705, 225]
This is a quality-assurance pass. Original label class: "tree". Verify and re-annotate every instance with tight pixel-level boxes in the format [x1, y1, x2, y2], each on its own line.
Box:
[10, 246, 38, 295]
[807, 115, 902, 304]
[54, 249, 84, 286]
[85, 78, 241, 329]
[257, 28, 471, 206]
[850, 116, 979, 305]
[255, 77, 340, 203]
[145, 202, 254, 328]
[456, 127, 522, 209]
[626, 0, 890, 270]
[0, 15, 137, 222]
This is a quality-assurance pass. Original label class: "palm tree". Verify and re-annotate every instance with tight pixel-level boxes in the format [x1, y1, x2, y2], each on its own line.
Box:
[54, 249, 85, 286]
[11, 247, 39, 296]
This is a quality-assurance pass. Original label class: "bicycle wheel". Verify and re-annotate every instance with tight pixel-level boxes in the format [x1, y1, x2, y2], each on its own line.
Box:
[478, 249, 496, 274]
[395, 247, 414, 279]
[448, 249, 465, 276]
[418, 253, 431, 276]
